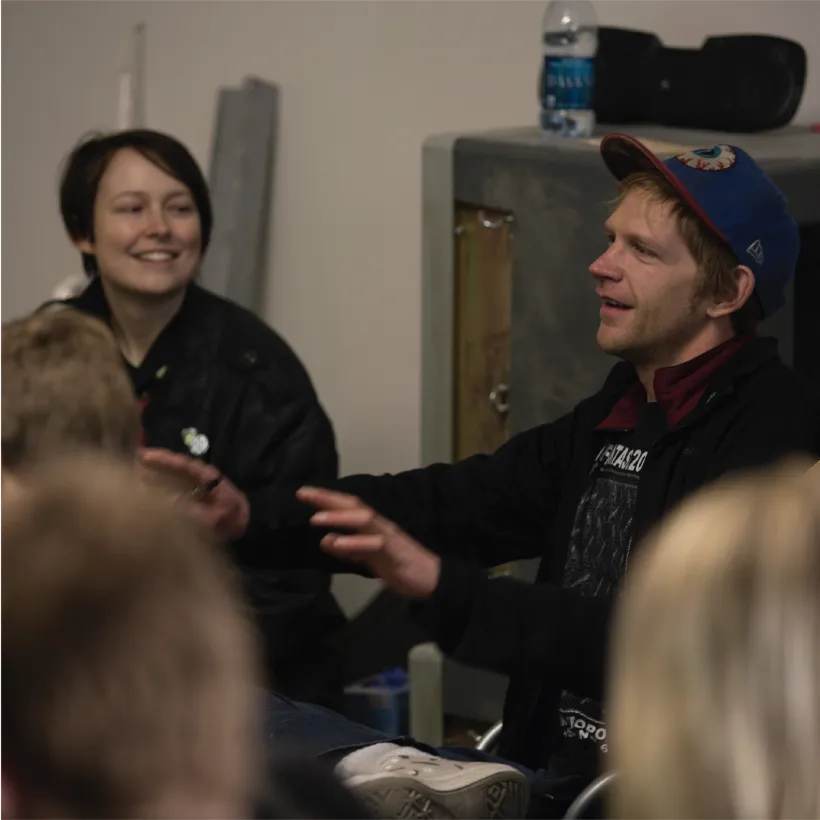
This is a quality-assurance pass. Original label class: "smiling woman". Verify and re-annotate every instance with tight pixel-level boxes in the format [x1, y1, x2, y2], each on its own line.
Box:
[80, 149, 202, 297]
[58, 132, 211, 363]
[60, 130, 213, 289]
[49, 129, 348, 710]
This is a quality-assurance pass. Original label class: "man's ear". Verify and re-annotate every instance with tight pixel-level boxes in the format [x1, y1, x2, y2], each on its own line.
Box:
[705, 265, 756, 319]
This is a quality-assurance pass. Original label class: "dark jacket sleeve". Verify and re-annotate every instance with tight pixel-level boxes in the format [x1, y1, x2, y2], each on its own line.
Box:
[240, 408, 578, 573]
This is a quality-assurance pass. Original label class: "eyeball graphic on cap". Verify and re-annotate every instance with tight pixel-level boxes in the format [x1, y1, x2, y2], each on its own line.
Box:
[676, 145, 737, 171]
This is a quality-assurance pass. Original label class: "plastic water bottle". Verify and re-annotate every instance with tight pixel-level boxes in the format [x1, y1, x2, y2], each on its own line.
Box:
[539, 0, 598, 137]
[408, 642, 443, 747]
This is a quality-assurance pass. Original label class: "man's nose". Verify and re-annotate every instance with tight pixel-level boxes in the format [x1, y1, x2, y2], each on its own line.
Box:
[589, 245, 622, 282]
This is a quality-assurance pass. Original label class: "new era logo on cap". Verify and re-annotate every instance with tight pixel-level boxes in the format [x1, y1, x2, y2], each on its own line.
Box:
[599, 133, 800, 319]
[746, 240, 764, 265]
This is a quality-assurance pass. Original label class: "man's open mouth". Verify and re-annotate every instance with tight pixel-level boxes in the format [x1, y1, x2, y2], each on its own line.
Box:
[601, 298, 631, 310]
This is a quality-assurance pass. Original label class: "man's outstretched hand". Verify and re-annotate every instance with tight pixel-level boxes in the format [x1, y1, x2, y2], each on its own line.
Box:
[297, 486, 441, 600]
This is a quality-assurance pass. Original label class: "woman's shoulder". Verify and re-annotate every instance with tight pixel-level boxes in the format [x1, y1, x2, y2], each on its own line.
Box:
[190, 286, 315, 386]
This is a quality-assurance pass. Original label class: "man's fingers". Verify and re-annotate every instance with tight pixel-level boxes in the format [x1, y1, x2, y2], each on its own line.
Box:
[330, 534, 384, 551]
[310, 509, 375, 529]
[297, 486, 367, 512]
[320, 533, 381, 562]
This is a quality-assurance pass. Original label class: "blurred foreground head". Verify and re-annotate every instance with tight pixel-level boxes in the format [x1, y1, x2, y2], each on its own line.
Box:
[2, 308, 139, 470]
[609, 459, 820, 819]
[1, 455, 263, 819]
[2, 308, 196, 496]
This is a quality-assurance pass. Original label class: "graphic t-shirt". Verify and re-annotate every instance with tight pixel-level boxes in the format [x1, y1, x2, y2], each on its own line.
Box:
[553, 402, 667, 778]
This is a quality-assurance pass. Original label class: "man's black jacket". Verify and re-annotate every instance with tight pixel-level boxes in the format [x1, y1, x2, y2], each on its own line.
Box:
[242, 337, 820, 770]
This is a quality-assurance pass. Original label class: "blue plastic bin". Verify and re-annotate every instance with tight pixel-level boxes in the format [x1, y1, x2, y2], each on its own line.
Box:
[343, 667, 409, 736]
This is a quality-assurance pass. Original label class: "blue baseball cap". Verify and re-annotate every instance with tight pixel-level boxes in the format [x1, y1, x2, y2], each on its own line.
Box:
[600, 133, 800, 318]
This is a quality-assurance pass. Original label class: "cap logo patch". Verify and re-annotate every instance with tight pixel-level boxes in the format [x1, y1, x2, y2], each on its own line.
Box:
[746, 239, 764, 265]
[676, 145, 737, 171]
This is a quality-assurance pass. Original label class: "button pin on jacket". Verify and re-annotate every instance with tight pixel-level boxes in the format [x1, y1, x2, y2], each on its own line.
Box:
[182, 427, 209, 457]
[241, 350, 259, 368]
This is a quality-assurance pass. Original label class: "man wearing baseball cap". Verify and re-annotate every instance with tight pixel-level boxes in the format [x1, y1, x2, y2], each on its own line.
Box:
[142, 136, 820, 819]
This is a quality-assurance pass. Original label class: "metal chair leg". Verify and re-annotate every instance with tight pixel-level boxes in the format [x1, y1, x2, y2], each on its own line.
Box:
[563, 771, 618, 819]
[475, 720, 504, 752]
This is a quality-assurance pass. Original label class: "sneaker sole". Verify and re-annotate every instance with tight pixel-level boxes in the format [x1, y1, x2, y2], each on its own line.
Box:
[352, 770, 530, 819]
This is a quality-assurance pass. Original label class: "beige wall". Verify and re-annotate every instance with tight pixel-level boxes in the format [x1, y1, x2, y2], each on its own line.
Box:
[4, 1, 819, 614]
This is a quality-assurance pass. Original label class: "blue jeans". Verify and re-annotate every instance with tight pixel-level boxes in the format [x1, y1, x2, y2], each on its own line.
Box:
[264, 692, 581, 819]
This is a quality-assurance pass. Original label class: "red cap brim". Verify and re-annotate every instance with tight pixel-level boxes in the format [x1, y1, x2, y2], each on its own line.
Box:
[600, 132, 727, 242]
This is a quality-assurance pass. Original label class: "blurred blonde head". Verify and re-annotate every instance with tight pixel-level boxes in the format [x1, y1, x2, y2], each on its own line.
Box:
[2, 308, 139, 469]
[608, 459, 820, 819]
[2, 454, 263, 818]
[2, 307, 196, 494]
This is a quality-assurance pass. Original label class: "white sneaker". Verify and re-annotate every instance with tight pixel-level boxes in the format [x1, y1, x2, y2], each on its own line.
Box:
[344, 752, 530, 819]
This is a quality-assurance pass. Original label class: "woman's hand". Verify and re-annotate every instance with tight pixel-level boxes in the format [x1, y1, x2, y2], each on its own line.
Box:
[139, 448, 250, 542]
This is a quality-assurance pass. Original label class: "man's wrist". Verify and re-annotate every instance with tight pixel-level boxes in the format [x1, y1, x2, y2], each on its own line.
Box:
[417, 551, 442, 599]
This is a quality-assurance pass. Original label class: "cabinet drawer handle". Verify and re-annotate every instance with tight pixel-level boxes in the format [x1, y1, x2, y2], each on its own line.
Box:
[489, 383, 510, 415]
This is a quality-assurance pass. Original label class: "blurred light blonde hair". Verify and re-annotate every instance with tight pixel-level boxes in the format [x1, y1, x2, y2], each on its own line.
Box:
[2, 454, 263, 818]
[2, 308, 139, 468]
[608, 459, 820, 819]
